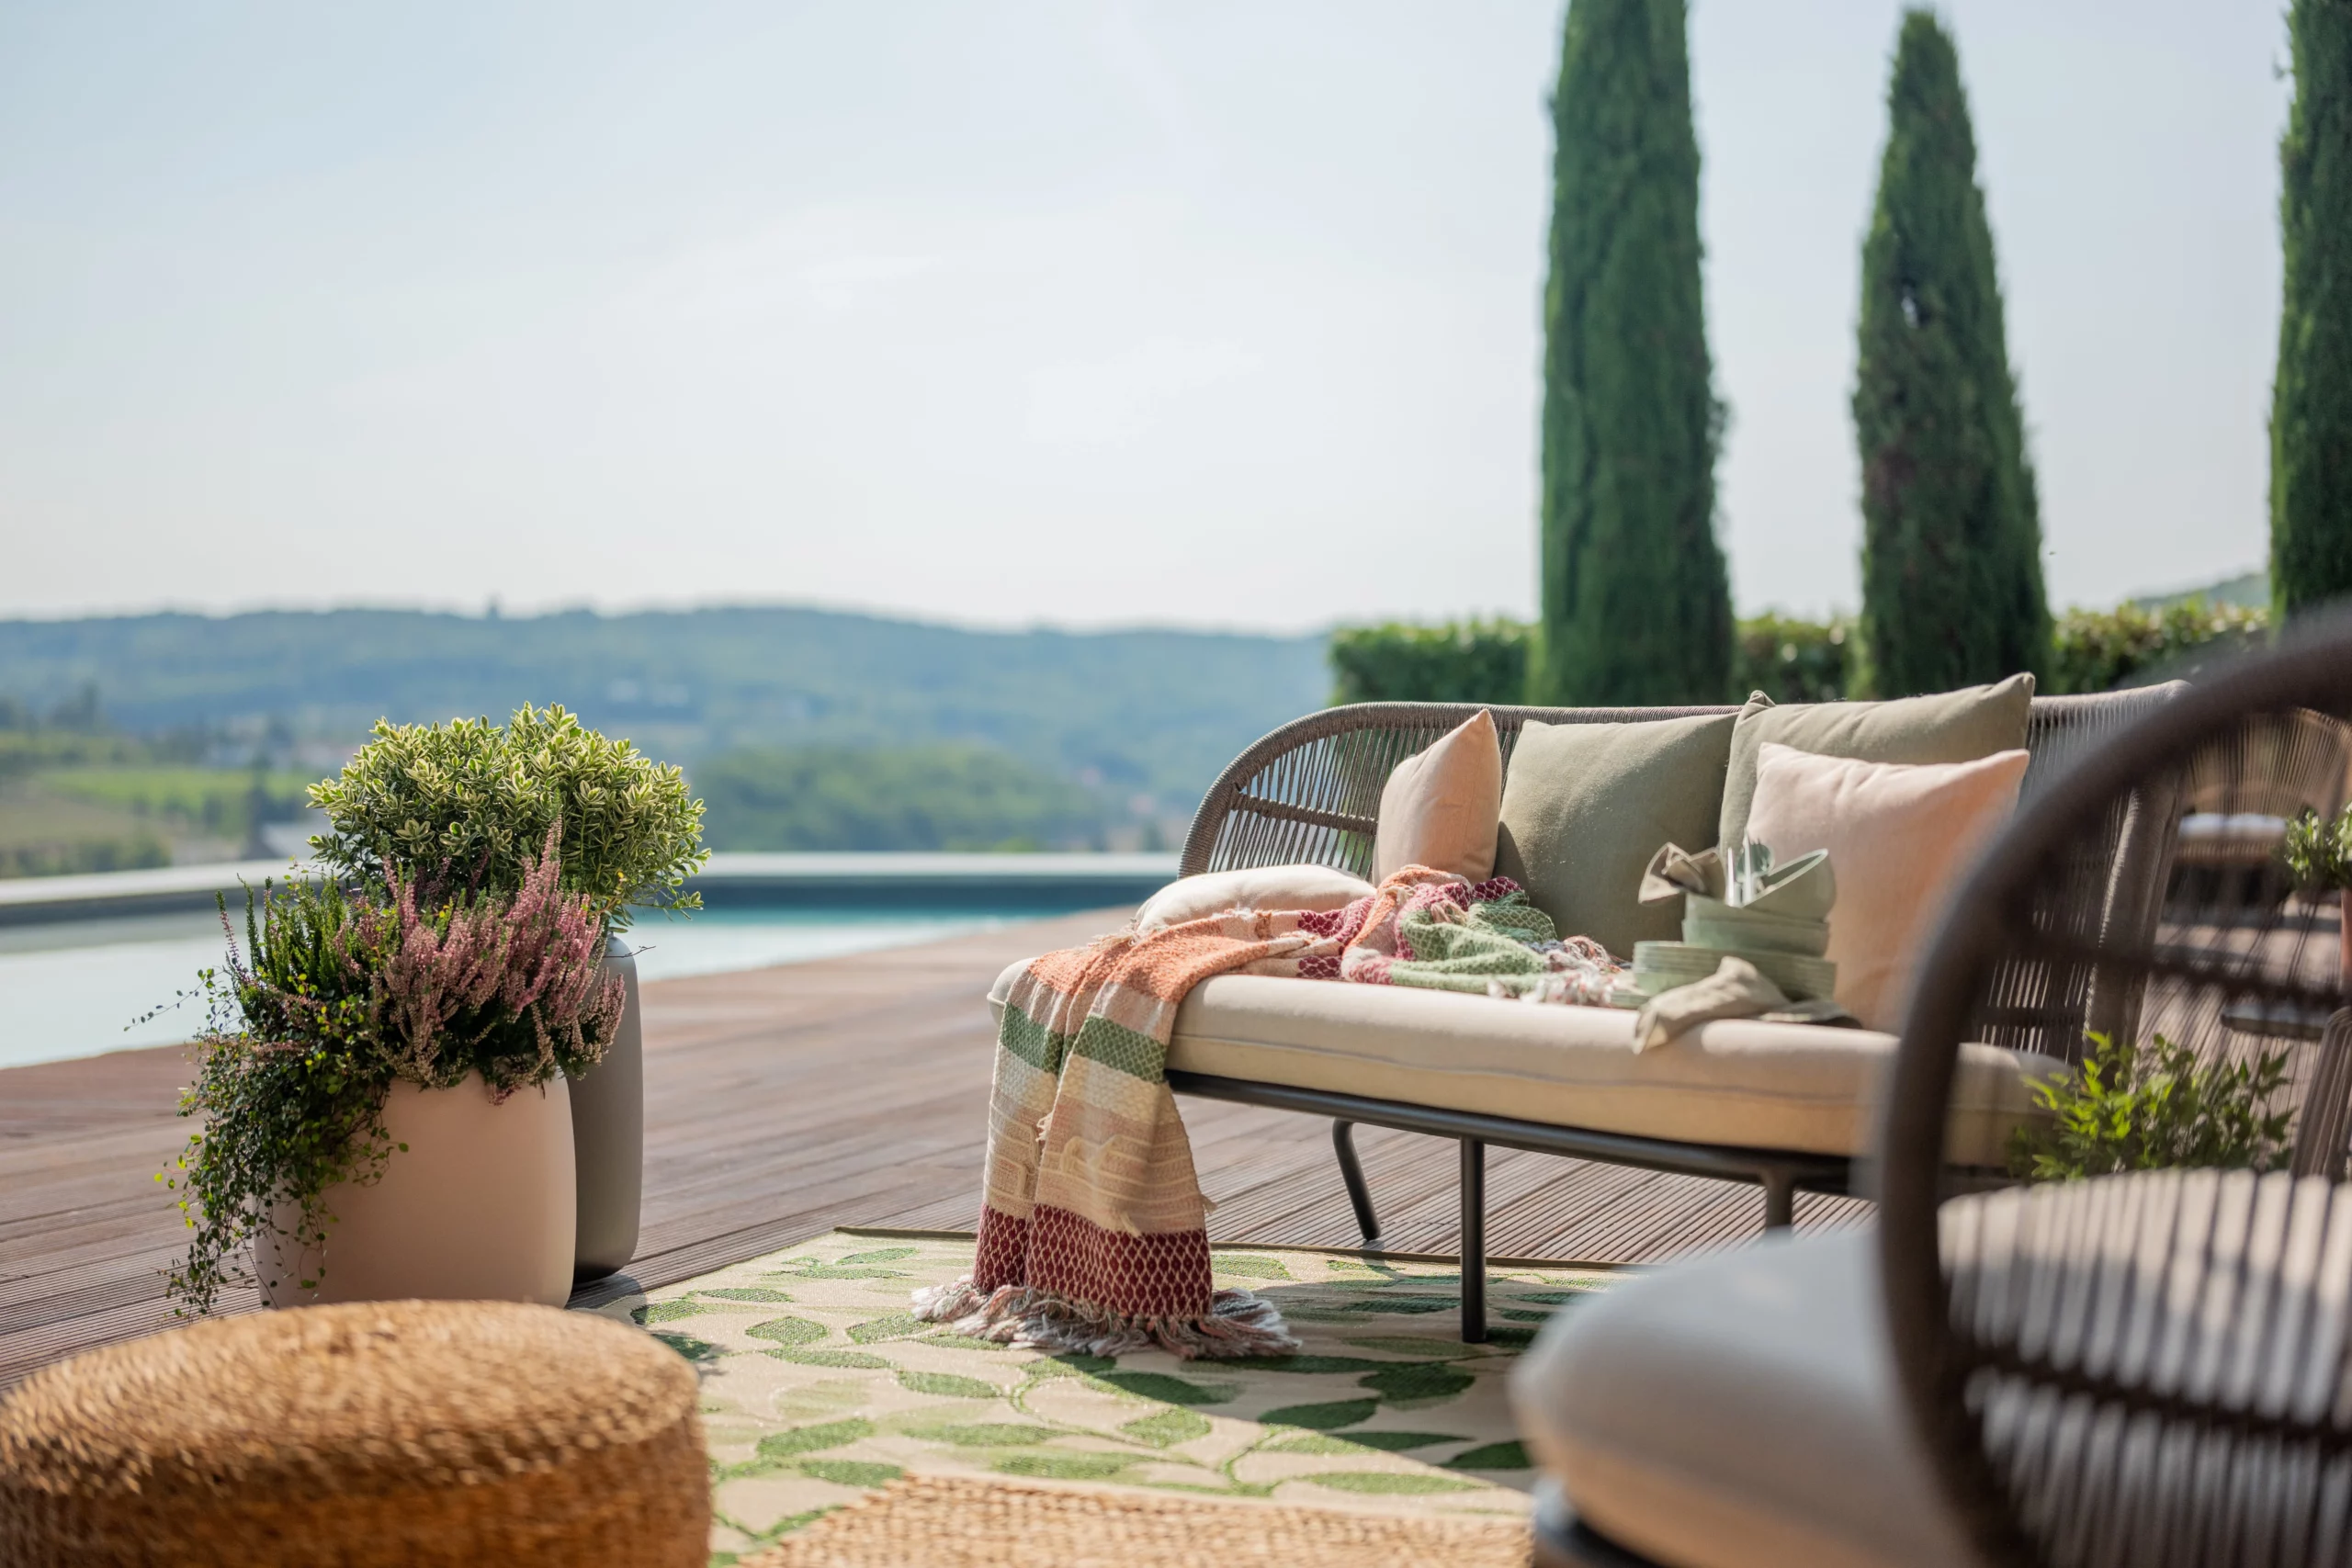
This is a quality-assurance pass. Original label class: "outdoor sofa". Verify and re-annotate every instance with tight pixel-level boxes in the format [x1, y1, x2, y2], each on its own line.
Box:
[989, 686, 2182, 1340]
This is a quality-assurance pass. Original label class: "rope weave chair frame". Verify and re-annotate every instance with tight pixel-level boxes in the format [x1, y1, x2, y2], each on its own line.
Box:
[1880, 619, 2352, 1568]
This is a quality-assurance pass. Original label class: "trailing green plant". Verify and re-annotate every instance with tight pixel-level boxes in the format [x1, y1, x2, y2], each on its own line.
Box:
[2282, 803, 2352, 893]
[1328, 620, 1532, 705]
[1852, 10, 2049, 698]
[1531, 0, 1733, 707]
[2007, 1031, 2293, 1182]
[163, 830, 626, 1314]
[163, 878, 400, 1314]
[1731, 615, 1852, 704]
[309, 703, 706, 931]
[2045, 599, 2268, 695]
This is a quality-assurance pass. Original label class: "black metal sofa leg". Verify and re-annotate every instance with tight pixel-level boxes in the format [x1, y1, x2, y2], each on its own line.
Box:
[1461, 1137, 1487, 1343]
[1762, 1168, 1795, 1230]
[1332, 1120, 1380, 1242]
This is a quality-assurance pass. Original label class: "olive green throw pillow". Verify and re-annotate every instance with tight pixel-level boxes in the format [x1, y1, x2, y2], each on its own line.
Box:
[1494, 713, 1736, 961]
[1716, 671, 2035, 855]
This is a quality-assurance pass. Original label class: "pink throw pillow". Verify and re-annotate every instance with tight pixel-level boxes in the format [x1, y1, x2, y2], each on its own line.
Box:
[1374, 710, 1503, 883]
[1745, 740, 2029, 1032]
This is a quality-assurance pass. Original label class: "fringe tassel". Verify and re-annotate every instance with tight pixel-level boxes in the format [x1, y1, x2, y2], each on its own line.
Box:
[911, 1277, 1299, 1361]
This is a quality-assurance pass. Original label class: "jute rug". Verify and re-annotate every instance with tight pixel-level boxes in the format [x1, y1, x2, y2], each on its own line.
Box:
[738, 1472, 1532, 1566]
[586, 1229, 1611, 1565]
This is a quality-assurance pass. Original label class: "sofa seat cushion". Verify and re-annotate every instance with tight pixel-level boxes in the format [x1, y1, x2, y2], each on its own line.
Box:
[987, 964, 2053, 1163]
[1510, 1228, 1978, 1568]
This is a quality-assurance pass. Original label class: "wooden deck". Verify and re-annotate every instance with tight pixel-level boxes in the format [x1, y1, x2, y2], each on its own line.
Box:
[0, 907, 1864, 1387]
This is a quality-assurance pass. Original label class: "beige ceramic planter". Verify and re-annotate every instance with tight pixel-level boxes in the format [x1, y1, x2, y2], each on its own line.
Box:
[258, 1073, 578, 1309]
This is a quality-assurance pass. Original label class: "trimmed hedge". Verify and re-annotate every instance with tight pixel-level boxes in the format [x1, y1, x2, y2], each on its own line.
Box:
[1329, 620, 1532, 705]
[2046, 601, 2267, 695]
[1732, 615, 1852, 704]
[1329, 602, 2266, 709]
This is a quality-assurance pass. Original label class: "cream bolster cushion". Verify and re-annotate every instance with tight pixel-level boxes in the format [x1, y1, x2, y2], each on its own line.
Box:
[1718, 671, 2034, 856]
[1746, 741, 2029, 1033]
[1135, 864, 1376, 932]
[1374, 709, 1502, 883]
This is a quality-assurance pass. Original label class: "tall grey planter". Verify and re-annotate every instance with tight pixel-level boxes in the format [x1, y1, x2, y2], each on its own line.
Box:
[569, 936, 644, 1282]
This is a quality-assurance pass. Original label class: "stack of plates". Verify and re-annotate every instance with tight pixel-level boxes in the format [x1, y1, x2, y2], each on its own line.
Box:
[1617, 942, 1838, 1006]
[1610, 843, 1840, 1009]
[1679, 897, 1829, 958]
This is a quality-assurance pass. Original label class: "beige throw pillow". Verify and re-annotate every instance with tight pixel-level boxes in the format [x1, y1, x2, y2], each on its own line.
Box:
[1136, 864, 1375, 932]
[1746, 741, 2029, 1032]
[1718, 672, 2034, 855]
[1493, 712, 1736, 960]
[1374, 710, 1502, 882]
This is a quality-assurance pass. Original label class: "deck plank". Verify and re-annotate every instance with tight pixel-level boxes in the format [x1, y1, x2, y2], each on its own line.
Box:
[0, 905, 1862, 1386]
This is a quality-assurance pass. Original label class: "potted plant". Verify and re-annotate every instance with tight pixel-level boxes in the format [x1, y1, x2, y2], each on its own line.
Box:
[305, 704, 707, 1280]
[165, 834, 628, 1312]
[2284, 802, 2352, 988]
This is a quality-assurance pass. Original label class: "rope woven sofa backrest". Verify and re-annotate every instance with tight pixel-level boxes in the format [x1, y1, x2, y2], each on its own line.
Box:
[1180, 686, 2188, 1064]
[1177, 703, 1736, 882]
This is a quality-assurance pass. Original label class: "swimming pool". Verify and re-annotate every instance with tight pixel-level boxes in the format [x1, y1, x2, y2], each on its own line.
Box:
[0, 907, 1034, 1072]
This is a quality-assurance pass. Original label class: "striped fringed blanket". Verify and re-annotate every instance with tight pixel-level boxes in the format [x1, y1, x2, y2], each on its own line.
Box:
[911, 867, 1623, 1358]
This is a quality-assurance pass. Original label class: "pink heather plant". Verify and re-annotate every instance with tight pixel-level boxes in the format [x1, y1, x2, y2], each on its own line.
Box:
[361, 824, 625, 1097]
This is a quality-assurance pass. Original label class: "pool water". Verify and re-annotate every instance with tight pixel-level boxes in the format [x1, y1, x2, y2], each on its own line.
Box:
[0, 908, 1024, 1072]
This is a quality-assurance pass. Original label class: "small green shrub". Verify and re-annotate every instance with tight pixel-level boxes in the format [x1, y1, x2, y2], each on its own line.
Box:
[2045, 600, 2267, 695]
[309, 704, 705, 930]
[2283, 804, 2352, 893]
[1329, 620, 1531, 705]
[2008, 1032, 2292, 1182]
[1731, 615, 1852, 704]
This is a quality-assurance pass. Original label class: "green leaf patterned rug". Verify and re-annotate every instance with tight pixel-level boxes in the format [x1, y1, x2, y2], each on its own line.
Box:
[583, 1230, 1614, 1566]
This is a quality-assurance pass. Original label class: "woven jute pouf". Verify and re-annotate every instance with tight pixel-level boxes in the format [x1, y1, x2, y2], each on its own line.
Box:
[744, 1473, 1532, 1567]
[0, 1300, 707, 1568]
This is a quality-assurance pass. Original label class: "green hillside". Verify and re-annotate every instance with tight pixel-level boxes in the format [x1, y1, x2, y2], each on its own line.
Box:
[0, 607, 1329, 862]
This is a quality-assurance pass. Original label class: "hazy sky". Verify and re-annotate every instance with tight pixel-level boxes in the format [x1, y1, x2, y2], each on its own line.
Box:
[0, 1, 2288, 630]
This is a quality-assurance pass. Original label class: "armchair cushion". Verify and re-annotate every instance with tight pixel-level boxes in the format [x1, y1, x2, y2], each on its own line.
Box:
[1510, 1228, 1977, 1568]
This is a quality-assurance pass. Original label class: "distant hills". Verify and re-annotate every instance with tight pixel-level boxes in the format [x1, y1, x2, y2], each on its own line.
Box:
[0, 607, 1332, 839]
[2132, 570, 2268, 613]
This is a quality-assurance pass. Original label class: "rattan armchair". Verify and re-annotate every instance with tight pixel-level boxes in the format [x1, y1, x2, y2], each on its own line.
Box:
[1170, 688, 2179, 1341]
[1518, 616, 2352, 1568]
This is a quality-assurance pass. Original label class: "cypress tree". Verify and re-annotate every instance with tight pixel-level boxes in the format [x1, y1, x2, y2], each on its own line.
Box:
[1531, 0, 1731, 707]
[1852, 10, 2048, 698]
[2272, 0, 2352, 619]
